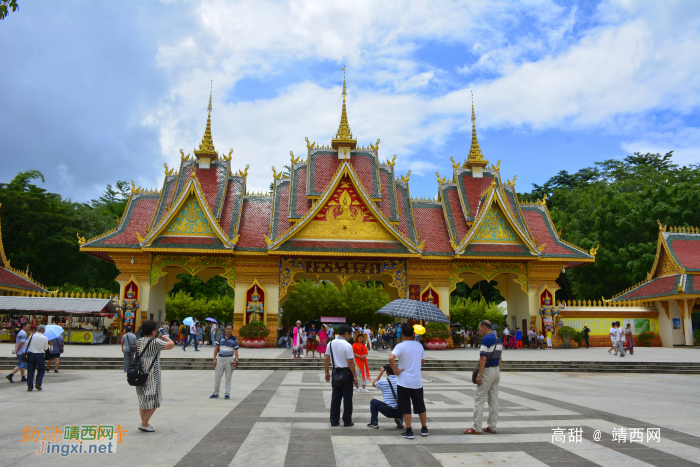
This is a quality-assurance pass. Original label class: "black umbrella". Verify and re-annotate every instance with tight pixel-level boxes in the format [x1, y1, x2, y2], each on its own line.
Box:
[451, 323, 463, 327]
[376, 299, 450, 324]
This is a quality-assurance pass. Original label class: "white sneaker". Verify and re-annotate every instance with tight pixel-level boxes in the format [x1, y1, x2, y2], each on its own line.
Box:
[363, 388, 370, 393]
[356, 388, 362, 393]
[138, 425, 155, 432]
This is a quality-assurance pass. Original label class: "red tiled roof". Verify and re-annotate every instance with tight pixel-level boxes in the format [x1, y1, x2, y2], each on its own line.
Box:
[521, 208, 579, 256]
[666, 236, 700, 271]
[376, 169, 395, 220]
[279, 240, 409, 251]
[616, 274, 678, 300]
[689, 275, 700, 293]
[102, 197, 159, 245]
[0, 267, 43, 291]
[459, 172, 495, 218]
[446, 187, 469, 240]
[413, 203, 453, 255]
[219, 178, 244, 238]
[193, 163, 227, 215]
[395, 184, 417, 244]
[311, 153, 342, 194]
[291, 165, 312, 218]
[272, 181, 294, 239]
[348, 153, 379, 197]
[235, 198, 272, 251]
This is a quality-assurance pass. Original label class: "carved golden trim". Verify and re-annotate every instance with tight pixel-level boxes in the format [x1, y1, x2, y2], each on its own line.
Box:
[659, 300, 670, 320]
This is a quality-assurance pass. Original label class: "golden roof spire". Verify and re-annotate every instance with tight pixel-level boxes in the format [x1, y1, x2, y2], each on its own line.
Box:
[465, 91, 488, 168]
[331, 67, 357, 150]
[194, 81, 218, 159]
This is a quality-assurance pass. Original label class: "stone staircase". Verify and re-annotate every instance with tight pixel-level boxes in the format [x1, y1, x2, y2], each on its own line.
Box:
[2, 357, 699, 374]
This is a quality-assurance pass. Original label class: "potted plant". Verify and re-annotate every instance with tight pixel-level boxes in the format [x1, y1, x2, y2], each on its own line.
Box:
[238, 320, 270, 348]
[424, 322, 450, 350]
[638, 331, 655, 347]
[557, 326, 580, 349]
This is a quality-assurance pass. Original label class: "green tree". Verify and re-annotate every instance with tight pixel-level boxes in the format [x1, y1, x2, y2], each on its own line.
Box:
[169, 274, 234, 300]
[520, 152, 700, 300]
[0, 0, 18, 20]
[0, 170, 120, 292]
[449, 297, 506, 330]
[450, 280, 504, 303]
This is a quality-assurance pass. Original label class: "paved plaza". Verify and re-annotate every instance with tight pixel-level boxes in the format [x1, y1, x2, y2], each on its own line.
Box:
[2, 342, 698, 362]
[1, 366, 699, 467]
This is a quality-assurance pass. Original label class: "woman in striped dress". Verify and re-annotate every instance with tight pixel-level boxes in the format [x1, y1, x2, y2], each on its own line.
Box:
[136, 320, 174, 432]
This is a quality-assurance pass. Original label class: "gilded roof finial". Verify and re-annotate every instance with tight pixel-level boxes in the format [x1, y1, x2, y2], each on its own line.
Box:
[194, 81, 218, 160]
[331, 66, 357, 150]
[465, 91, 488, 168]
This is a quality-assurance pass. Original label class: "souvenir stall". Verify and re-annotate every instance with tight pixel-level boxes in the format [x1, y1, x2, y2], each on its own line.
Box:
[0, 296, 119, 345]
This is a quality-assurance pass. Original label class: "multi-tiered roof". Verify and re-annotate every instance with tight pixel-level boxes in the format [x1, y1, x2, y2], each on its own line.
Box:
[80, 82, 594, 268]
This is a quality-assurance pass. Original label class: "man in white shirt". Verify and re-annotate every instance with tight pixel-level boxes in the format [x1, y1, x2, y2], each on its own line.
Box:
[614, 321, 626, 357]
[389, 323, 428, 439]
[324, 324, 357, 427]
[6, 322, 30, 383]
[182, 318, 200, 351]
[26, 324, 49, 391]
[608, 321, 619, 355]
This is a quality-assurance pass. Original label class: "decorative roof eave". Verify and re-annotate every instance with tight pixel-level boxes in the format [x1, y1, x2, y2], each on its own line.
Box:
[142, 174, 233, 249]
[140, 248, 233, 255]
[147, 169, 179, 233]
[454, 183, 540, 255]
[266, 162, 422, 254]
[610, 273, 688, 302]
[267, 250, 421, 259]
[80, 189, 142, 248]
[268, 177, 291, 239]
[0, 266, 49, 293]
[0, 209, 50, 292]
[439, 182, 466, 246]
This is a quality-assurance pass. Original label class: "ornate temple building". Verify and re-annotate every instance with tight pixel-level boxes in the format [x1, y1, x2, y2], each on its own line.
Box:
[78, 79, 600, 344]
[609, 221, 700, 346]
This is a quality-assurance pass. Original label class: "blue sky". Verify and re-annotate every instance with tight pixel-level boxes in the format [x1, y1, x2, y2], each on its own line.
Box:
[1, 0, 700, 202]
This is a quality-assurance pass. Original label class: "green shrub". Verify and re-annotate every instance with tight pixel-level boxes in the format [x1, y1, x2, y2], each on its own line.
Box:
[238, 320, 270, 339]
[424, 322, 450, 341]
[694, 329, 700, 345]
[557, 326, 578, 348]
[638, 331, 655, 347]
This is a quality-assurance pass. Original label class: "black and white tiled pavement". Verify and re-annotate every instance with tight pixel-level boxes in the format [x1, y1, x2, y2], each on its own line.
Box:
[177, 371, 700, 467]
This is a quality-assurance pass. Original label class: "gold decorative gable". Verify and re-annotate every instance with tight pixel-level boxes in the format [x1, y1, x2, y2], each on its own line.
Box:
[163, 195, 215, 237]
[294, 176, 394, 241]
[471, 205, 521, 244]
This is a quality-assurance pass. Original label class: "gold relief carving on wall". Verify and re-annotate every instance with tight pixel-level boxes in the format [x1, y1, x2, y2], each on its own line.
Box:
[659, 300, 670, 320]
[450, 261, 528, 294]
[164, 196, 215, 236]
[674, 299, 689, 319]
[528, 264, 565, 289]
[659, 253, 683, 277]
[472, 206, 519, 243]
[406, 260, 451, 287]
[111, 253, 151, 281]
[236, 256, 279, 283]
[150, 255, 235, 288]
[295, 177, 394, 241]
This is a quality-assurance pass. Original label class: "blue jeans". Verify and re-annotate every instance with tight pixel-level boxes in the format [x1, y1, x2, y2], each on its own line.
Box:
[370, 398, 400, 424]
[26, 353, 45, 390]
[16, 354, 27, 370]
[182, 334, 198, 350]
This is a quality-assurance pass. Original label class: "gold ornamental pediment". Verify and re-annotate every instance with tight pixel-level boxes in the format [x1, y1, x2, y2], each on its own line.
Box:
[293, 176, 395, 242]
[163, 195, 216, 237]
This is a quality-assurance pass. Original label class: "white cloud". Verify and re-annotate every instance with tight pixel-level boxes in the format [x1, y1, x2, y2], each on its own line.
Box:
[140, 0, 700, 194]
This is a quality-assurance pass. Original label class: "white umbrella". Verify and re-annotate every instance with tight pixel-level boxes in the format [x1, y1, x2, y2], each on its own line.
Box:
[44, 324, 65, 340]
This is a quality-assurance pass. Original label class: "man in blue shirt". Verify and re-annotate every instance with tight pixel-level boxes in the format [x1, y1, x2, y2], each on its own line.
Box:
[367, 364, 403, 429]
[210, 323, 239, 400]
[515, 328, 522, 350]
[6, 322, 29, 383]
[464, 319, 502, 435]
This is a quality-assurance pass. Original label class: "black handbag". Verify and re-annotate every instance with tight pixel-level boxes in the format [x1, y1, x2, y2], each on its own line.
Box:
[20, 334, 34, 363]
[127, 338, 158, 387]
[329, 341, 352, 385]
[472, 345, 496, 384]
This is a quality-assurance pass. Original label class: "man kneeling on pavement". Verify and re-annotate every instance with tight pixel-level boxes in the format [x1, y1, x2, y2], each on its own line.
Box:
[367, 364, 404, 429]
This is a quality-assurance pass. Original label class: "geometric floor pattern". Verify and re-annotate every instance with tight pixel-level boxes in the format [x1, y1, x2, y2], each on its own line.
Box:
[176, 371, 700, 467]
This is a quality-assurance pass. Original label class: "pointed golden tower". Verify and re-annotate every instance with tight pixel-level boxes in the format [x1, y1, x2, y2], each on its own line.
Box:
[331, 70, 357, 154]
[464, 92, 488, 176]
[194, 85, 218, 166]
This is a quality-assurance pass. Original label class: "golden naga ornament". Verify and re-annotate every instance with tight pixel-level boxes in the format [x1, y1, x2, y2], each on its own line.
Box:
[76, 233, 86, 246]
[370, 138, 380, 151]
[290, 150, 300, 164]
[164, 163, 174, 176]
[386, 155, 397, 167]
[399, 171, 411, 183]
[305, 137, 316, 150]
[223, 149, 233, 162]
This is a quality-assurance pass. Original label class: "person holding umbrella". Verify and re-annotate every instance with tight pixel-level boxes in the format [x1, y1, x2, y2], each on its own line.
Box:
[207, 319, 218, 346]
[45, 329, 65, 373]
[182, 317, 200, 352]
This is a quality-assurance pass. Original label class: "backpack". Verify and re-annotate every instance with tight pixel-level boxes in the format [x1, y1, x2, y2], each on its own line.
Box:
[127, 338, 157, 387]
